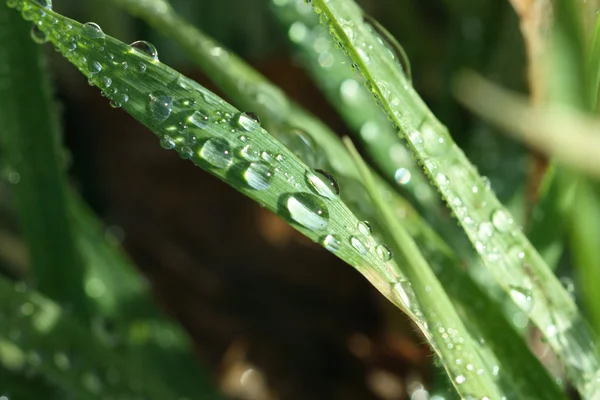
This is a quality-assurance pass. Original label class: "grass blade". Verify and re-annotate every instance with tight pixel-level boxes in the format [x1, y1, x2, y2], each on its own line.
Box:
[0, 1, 89, 321]
[344, 137, 503, 398]
[311, 0, 600, 397]
[6, 0, 417, 318]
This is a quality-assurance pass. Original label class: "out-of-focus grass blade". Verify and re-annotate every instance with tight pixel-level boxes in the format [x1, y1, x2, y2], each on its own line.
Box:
[0, 1, 89, 321]
[588, 12, 600, 110]
[311, 0, 600, 397]
[345, 137, 502, 398]
[0, 277, 180, 399]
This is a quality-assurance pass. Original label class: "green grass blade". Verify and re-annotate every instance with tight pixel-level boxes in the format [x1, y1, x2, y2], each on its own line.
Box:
[345, 137, 503, 398]
[0, 2, 89, 321]
[6, 0, 415, 315]
[0, 277, 179, 399]
[311, 0, 600, 397]
[588, 12, 600, 110]
[270, 0, 436, 210]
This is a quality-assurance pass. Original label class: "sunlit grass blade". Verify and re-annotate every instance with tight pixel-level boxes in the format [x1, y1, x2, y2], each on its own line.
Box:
[588, 12, 600, 110]
[345, 137, 502, 398]
[310, 0, 600, 396]
[0, 2, 89, 321]
[6, 0, 419, 318]
[0, 277, 179, 399]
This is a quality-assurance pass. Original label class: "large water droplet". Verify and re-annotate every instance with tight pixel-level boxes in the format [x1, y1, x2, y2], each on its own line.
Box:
[394, 168, 411, 185]
[187, 110, 209, 129]
[491, 209, 513, 232]
[130, 40, 158, 60]
[35, 0, 52, 9]
[321, 234, 341, 252]
[350, 236, 370, 255]
[305, 169, 339, 199]
[235, 112, 260, 131]
[82, 22, 104, 39]
[376, 244, 392, 261]
[455, 375, 466, 385]
[199, 138, 232, 169]
[509, 286, 534, 312]
[358, 221, 372, 236]
[244, 162, 274, 190]
[30, 25, 47, 44]
[280, 193, 329, 231]
[147, 92, 173, 121]
[87, 59, 102, 75]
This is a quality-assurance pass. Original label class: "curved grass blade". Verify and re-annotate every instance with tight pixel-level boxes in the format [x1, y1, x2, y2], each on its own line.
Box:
[0, 2, 90, 321]
[310, 0, 600, 397]
[0, 277, 179, 399]
[345, 138, 502, 398]
[6, 0, 417, 317]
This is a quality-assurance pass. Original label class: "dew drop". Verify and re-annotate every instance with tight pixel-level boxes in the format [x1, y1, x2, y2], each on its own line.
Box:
[30, 25, 47, 44]
[236, 112, 260, 131]
[82, 22, 104, 39]
[491, 209, 513, 232]
[280, 193, 329, 231]
[350, 236, 370, 255]
[187, 110, 209, 129]
[199, 138, 232, 169]
[357, 221, 372, 236]
[159, 136, 176, 150]
[130, 40, 158, 60]
[240, 144, 260, 161]
[305, 169, 340, 199]
[394, 168, 411, 185]
[455, 375, 466, 384]
[376, 244, 392, 261]
[244, 162, 274, 191]
[35, 0, 52, 9]
[476, 222, 493, 241]
[321, 234, 341, 252]
[87, 59, 102, 75]
[393, 279, 417, 310]
[509, 286, 534, 312]
[100, 76, 112, 89]
[147, 92, 173, 121]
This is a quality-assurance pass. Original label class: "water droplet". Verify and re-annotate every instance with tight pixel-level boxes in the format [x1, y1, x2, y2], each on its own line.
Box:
[421, 123, 447, 156]
[509, 286, 534, 312]
[130, 40, 158, 60]
[455, 375, 466, 384]
[305, 169, 339, 199]
[236, 112, 260, 131]
[147, 92, 173, 121]
[321, 234, 341, 252]
[376, 244, 392, 261]
[199, 138, 232, 169]
[393, 279, 417, 310]
[187, 110, 209, 129]
[160, 135, 176, 150]
[358, 221, 372, 236]
[35, 0, 52, 9]
[350, 235, 370, 254]
[476, 222, 493, 241]
[280, 193, 329, 231]
[100, 76, 112, 89]
[87, 59, 102, 75]
[244, 162, 274, 190]
[491, 209, 513, 232]
[30, 25, 47, 44]
[394, 168, 411, 185]
[82, 22, 104, 39]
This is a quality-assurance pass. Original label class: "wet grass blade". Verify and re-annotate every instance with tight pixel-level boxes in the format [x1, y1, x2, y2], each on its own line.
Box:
[345, 137, 503, 398]
[310, 0, 600, 397]
[0, 277, 179, 399]
[0, 1, 89, 321]
[6, 0, 417, 316]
